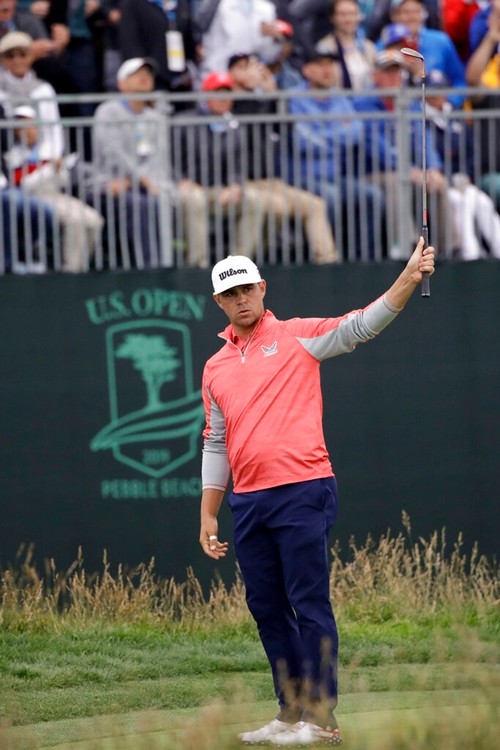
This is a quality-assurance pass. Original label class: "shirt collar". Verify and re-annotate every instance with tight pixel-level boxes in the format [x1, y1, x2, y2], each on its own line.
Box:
[219, 309, 274, 343]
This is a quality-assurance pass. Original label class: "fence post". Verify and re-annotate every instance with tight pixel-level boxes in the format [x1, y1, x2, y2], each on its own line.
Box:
[158, 93, 174, 268]
[395, 87, 414, 255]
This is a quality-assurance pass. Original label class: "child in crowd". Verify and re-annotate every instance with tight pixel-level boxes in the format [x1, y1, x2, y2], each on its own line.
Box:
[4, 106, 104, 272]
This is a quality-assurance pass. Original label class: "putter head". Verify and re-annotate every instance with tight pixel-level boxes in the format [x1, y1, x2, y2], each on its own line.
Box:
[400, 46, 423, 61]
[400, 47, 426, 73]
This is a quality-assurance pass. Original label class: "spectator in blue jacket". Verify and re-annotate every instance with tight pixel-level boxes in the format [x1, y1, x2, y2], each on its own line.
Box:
[287, 43, 385, 260]
[365, 0, 440, 42]
[354, 50, 458, 258]
[382, 0, 467, 108]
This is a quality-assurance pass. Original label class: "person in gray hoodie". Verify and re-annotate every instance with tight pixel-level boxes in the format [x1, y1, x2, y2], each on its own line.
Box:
[89, 57, 171, 268]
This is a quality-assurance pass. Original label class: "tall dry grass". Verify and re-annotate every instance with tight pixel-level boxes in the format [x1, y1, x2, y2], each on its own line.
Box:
[0, 514, 498, 633]
[330, 513, 499, 624]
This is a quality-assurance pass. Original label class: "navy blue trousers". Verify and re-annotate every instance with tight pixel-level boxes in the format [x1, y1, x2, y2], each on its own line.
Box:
[229, 477, 339, 715]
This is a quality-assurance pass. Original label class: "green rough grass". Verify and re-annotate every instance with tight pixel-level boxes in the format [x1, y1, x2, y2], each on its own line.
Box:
[0, 518, 498, 749]
[1, 619, 498, 726]
[2, 689, 499, 750]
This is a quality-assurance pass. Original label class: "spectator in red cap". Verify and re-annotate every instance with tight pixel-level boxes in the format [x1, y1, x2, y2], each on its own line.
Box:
[227, 52, 337, 263]
[170, 69, 266, 262]
[200, 69, 233, 91]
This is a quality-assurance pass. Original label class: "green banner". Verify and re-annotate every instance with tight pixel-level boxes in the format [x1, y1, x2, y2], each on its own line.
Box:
[1, 262, 498, 587]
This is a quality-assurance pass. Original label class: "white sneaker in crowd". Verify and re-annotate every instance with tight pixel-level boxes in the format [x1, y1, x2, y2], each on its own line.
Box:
[269, 720, 343, 746]
[239, 718, 292, 744]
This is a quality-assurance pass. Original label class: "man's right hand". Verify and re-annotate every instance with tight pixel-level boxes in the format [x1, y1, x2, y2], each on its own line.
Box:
[199, 520, 229, 560]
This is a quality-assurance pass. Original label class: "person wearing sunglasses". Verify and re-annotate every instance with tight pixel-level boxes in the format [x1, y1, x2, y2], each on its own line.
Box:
[0, 30, 64, 160]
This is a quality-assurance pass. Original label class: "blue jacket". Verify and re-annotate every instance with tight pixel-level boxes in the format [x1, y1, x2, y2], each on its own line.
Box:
[418, 27, 466, 107]
[376, 26, 466, 107]
[288, 82, 364, 183]
[353, 93, 443, 173]
[469, 5, 491, 54]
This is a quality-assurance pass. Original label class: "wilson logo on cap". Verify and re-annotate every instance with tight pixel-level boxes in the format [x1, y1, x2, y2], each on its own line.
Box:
[212, 255, 262, 294]
[219, 268, 248, 281]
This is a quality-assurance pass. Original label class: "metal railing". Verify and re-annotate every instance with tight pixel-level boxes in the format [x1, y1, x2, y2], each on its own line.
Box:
[1, 86, 499, 275]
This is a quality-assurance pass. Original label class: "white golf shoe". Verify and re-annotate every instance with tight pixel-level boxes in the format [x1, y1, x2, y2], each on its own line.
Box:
[269, 720, 342, 746]
[238, 718, 292, 744]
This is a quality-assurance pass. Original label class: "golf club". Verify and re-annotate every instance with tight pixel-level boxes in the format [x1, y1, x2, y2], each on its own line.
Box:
[400, 47, 430, 297]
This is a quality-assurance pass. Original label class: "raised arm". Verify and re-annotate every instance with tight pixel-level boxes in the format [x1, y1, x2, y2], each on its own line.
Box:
[385, 237, 435, 310]
[466, 7, 500, 85]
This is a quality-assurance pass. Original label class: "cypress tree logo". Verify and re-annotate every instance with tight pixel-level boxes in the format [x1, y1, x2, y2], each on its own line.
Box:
[90, 318, 205, 479]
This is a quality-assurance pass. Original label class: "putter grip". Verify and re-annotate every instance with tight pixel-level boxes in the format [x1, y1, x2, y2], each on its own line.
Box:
[421, 225, 430, 298]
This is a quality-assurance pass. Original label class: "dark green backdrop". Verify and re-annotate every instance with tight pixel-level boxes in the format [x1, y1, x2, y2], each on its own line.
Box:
[1, 261, 498, 588]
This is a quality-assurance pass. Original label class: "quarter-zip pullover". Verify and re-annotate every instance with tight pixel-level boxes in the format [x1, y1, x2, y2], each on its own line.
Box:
[202, 295, 400, 493]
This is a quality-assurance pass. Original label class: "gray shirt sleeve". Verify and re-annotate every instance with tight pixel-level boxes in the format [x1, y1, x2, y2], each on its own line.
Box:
[296, 294, 401, 360]
[202, 383, 230, 490]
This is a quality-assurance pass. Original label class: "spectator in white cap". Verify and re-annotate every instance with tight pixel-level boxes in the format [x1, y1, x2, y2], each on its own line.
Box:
[88, 57, 169, 269]
[0, 0, 69, 77]
[4, 105, 104, 272]
[0, 30, 63, 159]
[90, 57, 212, 269]
[119, 0, 197, 101]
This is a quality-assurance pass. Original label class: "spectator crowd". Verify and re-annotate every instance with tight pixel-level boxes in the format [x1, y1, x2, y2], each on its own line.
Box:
[1, 0, 500, 272]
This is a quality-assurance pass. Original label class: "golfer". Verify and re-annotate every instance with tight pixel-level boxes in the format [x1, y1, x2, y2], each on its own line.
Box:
[199, 239, 435, 747]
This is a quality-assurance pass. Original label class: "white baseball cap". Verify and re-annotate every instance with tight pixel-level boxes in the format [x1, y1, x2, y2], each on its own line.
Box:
[0, 31, 33, 55]
[13, 105, 36, 119]
[116, 57, 158, 83]
[211, 256, 262, 295]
